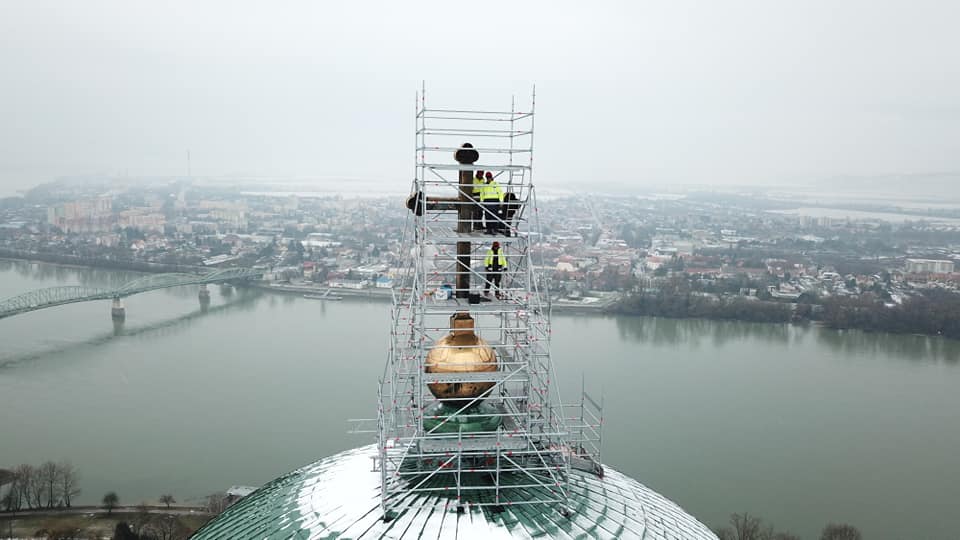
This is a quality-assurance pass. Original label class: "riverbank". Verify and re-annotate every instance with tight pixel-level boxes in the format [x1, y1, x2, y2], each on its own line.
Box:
[252, 281, 393, 301]
[0, 248, 205, 275]
[255, 281, 621, 313]
[551, 292, 621, 313]
[0, 506, 211, 539]
[612, 288, 960, 341]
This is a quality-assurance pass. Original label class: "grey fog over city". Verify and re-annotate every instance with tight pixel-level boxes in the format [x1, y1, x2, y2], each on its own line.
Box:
[2, 2, 960, 540]
[3, 1, 960, 195]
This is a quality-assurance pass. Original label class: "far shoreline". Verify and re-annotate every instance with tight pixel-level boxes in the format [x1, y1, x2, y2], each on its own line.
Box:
[7, 254, 956, 340]
[0, 253, 614, 314]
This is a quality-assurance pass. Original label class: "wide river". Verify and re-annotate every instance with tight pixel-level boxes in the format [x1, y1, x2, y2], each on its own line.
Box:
[2, 260, 959, 539]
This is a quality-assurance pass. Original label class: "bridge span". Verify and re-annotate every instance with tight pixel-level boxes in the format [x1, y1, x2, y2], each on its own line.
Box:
[0, 268, 261, 320]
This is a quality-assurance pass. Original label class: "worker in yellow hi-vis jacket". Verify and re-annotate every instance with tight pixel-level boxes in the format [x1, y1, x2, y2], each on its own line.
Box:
[471, 170, 485, 231]
[484, 241, 507, 299]
[480, 171, 504, 235]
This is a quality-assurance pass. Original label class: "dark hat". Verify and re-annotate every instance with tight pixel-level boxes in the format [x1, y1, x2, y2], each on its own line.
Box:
[485, 171, 493, 179]
[492, 241, 500, 248]
[475, 170, 484, 178]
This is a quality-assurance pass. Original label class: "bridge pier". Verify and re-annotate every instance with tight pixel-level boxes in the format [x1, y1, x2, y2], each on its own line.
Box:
[111, 297, 125, 320]
[199, 284, 211, 312]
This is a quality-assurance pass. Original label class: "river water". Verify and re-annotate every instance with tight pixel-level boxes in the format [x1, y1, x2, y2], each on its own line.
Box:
[1, 260, 959, 539]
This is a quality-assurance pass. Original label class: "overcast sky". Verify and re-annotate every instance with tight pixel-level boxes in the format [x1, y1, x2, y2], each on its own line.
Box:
[2, 0, 959, 196]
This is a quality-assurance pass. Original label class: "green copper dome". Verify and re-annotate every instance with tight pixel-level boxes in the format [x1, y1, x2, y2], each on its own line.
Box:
[193, 444, 717, 539]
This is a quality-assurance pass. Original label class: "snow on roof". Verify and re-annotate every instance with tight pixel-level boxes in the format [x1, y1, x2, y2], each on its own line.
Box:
[195, 445, 718, 539]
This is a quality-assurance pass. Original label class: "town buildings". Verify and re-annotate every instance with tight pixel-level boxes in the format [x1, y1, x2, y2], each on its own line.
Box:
[3, 178, 960, 309]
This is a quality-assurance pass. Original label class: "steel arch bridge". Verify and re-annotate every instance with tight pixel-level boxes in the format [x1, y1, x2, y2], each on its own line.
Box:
[0, 268, 261, 320]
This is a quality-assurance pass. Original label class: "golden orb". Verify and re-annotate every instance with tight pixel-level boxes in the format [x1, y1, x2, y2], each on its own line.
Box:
[425, 312, 497, 402]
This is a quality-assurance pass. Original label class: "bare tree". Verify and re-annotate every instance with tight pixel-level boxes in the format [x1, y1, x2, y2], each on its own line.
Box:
[0, 469, 13, 488]
[821, 523, 863, 540]
[28, 465, 44, 509]
[159, 494, 176, 509]
[730, 512, 763, 540]
[145, 514, 189, 540]
[0, 468, 16, 511]
[58, 461, 80, 507]
[715, 513, 798, 540]
[714, 528, 736, 540]
[12, 464, 34, 510]
[102, 491, 119, 515]
[37, 461, 59, 508]
[204, 491, 228, 515]
[132, 502, 152, 537]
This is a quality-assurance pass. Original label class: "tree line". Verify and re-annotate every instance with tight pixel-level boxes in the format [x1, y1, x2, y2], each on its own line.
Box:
[616, 274, 960, 341]
[817, 288, 960, 339]
[0, 461, 80, 511]
[111, 516, 190, 540]
[108, 500, 189, 540]
[612, 276, 793, 323]
[714, 512, 862, 540]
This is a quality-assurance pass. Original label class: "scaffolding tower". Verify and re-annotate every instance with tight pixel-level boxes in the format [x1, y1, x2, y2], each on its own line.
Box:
[374, 88, 602, 521]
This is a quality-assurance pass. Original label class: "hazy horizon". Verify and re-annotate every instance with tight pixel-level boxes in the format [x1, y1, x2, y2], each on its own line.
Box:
[2, 1, 960, 197]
